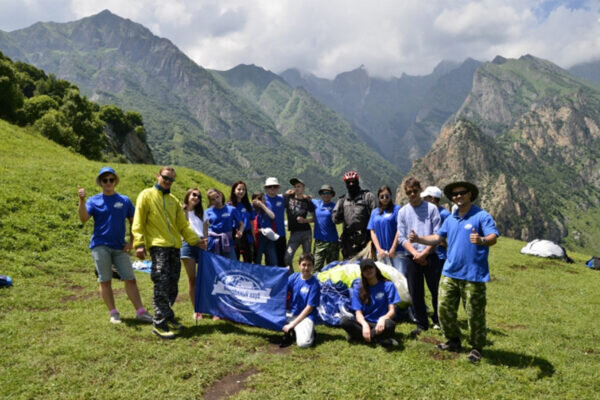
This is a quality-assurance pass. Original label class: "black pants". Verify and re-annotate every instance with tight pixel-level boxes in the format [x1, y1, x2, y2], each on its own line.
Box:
[275, 236, 287, 267]
[150, 247, 181, 326]
[340, 316, 396, 342]
[234, 231, 255, 263]
[406, 253, 442, 330]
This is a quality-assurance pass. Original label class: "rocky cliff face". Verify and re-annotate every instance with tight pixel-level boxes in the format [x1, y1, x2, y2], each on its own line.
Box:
[408, 58, 600, 247]
[104, 125, 154, 164]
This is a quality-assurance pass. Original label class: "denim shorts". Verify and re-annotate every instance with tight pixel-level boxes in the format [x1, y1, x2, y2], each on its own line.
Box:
[180, 240, 199, 260]
[91, 245, 135, 282]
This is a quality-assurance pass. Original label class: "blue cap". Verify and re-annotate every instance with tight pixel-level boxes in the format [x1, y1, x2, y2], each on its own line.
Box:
[96, 166, 118, 185]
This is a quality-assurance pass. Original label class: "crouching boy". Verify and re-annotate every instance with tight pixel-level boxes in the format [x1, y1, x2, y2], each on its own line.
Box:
[281, 253, 321, 348]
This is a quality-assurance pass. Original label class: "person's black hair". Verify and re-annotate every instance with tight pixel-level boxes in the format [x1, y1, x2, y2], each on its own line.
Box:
[183, 188, 204, 218]
[229, 180, 252, 213]
[377, 185, 395, 214]
[358, 259, 389, 305]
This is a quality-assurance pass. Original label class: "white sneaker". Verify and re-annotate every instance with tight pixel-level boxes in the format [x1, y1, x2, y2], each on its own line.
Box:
[136, 311, 153, 323]
[433, 324, 441, 330]
[110, 312, 122, 324]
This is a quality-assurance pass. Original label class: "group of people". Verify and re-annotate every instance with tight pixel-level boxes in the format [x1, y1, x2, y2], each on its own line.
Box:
[78, 165, 498, 363]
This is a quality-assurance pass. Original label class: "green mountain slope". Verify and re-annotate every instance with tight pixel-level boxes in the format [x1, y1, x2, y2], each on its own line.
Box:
[0, 10, 400, 191]
[212, 65, 404, 188]
[409, 55, 600, 253]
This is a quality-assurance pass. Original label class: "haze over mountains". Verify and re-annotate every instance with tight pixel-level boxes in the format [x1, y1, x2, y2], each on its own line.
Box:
[3, 9, 600, 251]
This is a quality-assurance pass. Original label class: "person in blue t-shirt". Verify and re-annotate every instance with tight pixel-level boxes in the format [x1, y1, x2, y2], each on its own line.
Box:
[203, 188, 244, 260]
[340, 259, 400, 347]
[251, 191, 277, 266]
[312, 184, 340, 271]
[409, 181, 499, 363]
[421, 186, 451, 267]
[229, 181, 256, 263]
[367, 185, 405, 273]
[264, 177, 286, 266]
[280, 253, 321, 348]
[77, 167, 152, 324]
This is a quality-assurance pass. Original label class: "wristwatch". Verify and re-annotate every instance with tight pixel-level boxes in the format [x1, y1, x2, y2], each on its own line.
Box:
[480, 237, 486, 245]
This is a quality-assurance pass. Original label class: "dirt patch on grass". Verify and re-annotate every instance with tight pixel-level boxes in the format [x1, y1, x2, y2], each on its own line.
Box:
[584, 349, 596, 355]
[263, 342, 292, 355]
[431, 351, 459, 361]
[203, 367, 259, 400]
[565, 270, 579, 275]
[60, 285, 104, 302]
[420, 336, 440, 345]
[509, 264, 527, 271]
[497, 323, 528, 330]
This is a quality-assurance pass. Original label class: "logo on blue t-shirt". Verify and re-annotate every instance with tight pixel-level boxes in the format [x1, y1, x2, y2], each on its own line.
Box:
[222, 213, 230, 217]
[375, 291, 385, 300]
[276, 201, 282, 207]
[464, 223, 473, 230]
[114, 202, 124, 209]
[300, 286, 310, 295]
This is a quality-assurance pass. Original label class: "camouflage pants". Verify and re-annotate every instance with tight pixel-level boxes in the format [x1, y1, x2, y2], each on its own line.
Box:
[313, 240, 339, 272]
[438, 275, 487, 350]
[150, 247, 181, 326]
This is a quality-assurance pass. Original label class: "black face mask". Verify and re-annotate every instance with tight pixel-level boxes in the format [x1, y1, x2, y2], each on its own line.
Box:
[346, 181, 360, 197]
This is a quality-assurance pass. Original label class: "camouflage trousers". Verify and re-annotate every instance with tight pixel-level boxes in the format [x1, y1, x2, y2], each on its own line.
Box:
[313, 240, 339, 272]
[150, 247, 181, 326]
[438, 275, 487, 350]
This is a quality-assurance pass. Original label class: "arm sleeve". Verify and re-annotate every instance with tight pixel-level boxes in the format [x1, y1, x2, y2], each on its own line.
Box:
[386, 282, 402, 304]
[131, 193, 146, 248]
[332, 198, 344, 223]
[307, 279, 320, 307]
[366, 209, 376, 231]
[431, 205, 441, 234]
[126, 197, 135, 219]
[397, 208, 407, 247]
[481, 212, 500, 237]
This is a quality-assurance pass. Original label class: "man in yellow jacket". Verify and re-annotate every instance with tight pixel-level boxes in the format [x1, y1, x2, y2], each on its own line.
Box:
[133, 166, 206, 339]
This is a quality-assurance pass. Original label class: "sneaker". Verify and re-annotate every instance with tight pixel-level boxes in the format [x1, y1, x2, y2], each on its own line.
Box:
[109, 312, 122, 324]
[432, 324, 441, 330]
[436, 338, 462, 352]
[136, 311, 153, 323]
[279, 332, 294, 348]
[168, 319, 185, 334]
[467, 348, 482, 363]
[379, 338, 399, 347]
[152, 322, 176, 340]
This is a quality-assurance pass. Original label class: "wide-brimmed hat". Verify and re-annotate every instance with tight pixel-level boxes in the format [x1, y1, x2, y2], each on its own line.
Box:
[264, 177, 280, 187]
[443, 181, 479, 202]
[96, 166, 118, 186]
[318, 184, 336, 196]
[290, 178, 305, 186]
[420, 186, 442, 199]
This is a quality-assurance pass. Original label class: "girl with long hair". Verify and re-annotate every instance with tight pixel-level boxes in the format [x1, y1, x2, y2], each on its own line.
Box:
[181, 188, 208, 320]
[340, 259, 400, 346]
[229, 181, 255, 263]
[204, 188, 244, 259]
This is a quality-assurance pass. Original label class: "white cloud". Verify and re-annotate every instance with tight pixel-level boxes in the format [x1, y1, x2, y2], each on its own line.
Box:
[0, 0, 599, 78]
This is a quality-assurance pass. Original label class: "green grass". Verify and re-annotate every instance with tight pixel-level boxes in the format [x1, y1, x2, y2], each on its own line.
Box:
[1, 119, 600, 399]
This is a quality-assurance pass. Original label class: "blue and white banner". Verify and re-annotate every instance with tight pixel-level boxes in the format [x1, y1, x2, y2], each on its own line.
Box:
[195, 250, 288, 331]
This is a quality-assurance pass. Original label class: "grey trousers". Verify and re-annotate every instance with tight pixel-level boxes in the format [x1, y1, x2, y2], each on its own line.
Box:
[285, 230, 312, 270]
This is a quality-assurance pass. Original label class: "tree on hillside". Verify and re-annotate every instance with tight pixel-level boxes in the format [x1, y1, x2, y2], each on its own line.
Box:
[0, 59, 24, 121]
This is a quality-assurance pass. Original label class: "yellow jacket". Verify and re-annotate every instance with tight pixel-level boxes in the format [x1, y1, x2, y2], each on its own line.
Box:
[132, 186, 199, 249]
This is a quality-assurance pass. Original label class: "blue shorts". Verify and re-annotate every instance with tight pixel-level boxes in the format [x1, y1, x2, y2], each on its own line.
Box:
[180, 240, 199, 260]
[91, 245, 135, 282]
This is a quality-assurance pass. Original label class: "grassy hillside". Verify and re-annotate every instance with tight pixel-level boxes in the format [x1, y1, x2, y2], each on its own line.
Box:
[1, 120, 599, 399]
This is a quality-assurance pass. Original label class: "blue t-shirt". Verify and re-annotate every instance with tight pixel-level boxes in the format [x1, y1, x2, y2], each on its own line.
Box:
[312, 199, 339, 242]
[233, 202, 255, 242]
[367, 205, 400, 251]
[204, 205, 241, 250]
[287, 273, 321, 321]
[437, 205, 500, 282]
[256, 209, 274, 229]
[86, 193, 135, 250]
[265, 194, 286, 237]
[436, 206, 451, 260]
[351, 280, 401, 323]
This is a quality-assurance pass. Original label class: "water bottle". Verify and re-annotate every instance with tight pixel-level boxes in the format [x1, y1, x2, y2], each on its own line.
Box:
[0, 274, 12, 288]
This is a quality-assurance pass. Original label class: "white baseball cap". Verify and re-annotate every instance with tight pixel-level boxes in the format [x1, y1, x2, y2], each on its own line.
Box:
[420, 186, 442, 199]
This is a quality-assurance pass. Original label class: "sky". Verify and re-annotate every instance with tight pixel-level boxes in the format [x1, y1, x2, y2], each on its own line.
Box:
[1, 0, 599, 78]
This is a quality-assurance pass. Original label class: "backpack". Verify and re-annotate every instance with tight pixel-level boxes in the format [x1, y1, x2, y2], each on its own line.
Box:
[585, 257, 600, 270]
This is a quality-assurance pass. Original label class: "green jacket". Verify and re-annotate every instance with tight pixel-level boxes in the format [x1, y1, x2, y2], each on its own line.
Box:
[132, 186, 199, 249]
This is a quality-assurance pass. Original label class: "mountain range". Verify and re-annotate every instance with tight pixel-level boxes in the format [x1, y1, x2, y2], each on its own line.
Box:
[0, 9, 401, 191]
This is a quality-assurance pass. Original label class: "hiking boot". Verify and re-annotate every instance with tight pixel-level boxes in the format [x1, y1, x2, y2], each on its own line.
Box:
[436, 338, 462, 352]
[467, 348, 482, 363]
[109, 312, 122, 324]
[152, 322, 176, 340]
[379, 338, 399, 348]
[136, 311, 153, 323]
[410, 328, 424, 338]
[432, 324, 441, 330]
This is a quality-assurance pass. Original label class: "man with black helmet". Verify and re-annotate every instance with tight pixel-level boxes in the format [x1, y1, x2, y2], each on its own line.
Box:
[332, 171, 377, 258]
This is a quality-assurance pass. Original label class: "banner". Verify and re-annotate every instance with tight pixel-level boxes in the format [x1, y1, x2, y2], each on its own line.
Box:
[195, 250, 288, 331]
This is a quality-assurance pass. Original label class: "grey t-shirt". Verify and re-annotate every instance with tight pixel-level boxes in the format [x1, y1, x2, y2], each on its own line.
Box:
[397, 201, 441, 253]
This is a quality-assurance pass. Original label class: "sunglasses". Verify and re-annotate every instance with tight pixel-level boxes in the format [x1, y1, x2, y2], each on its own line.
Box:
[191, 193, 200, 198]
[451, 190, 469, 198]
[320, 191, 333, 195]
[265, 185, 279, 189]
[101, 177, 116, 184]
[405, 189, 419, 195]
[161, 175, 175, 182]
[379, 194, 391, 200]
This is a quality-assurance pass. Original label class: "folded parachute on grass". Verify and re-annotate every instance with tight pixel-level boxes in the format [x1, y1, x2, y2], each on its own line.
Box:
[520, 239, 574, 263]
